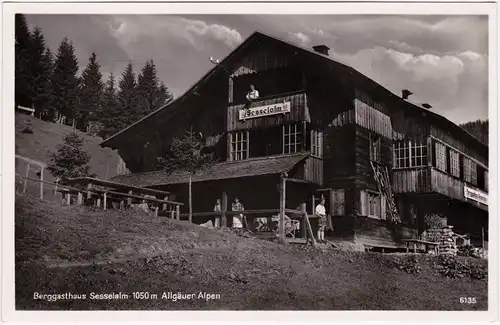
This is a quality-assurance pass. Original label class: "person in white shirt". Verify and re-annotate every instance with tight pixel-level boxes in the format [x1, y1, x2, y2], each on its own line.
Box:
[246, 84, 259, 102]
[315, 198, 327, 243]
[231, 197, 245, 229]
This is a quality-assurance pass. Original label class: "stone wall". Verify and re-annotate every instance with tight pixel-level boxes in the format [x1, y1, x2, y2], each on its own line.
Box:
[425, 225, 458, 255]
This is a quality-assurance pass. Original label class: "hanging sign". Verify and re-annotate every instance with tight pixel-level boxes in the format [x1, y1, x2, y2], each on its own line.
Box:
[464, 186, 488, 206]
[239, 101, 291, 120]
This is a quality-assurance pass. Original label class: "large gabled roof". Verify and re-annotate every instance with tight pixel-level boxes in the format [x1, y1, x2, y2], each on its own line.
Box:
[100, 31, 488, 153]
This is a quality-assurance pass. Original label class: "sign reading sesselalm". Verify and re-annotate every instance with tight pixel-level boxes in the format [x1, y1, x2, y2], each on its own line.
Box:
[239, 101, 291, 120]
[464, 186, 488, 206]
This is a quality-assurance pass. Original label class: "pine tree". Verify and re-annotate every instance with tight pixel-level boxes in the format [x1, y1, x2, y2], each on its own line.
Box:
[117, 62, 139, 125]
[47, 132, 95, 181]
[157, 129, 215, 222]
[28, 27, 53, 118]
[156, 81, 174, 109]
[40, 48, 55, 121]
[137, 59, 159, 114]
[15, 14, 32, 108]
[49, 37, 79, 125]
[137, 60, 173, 115]
[99, 73, 120, 139]
[77, 52, 104, 132]
[460, 119, 489, 145]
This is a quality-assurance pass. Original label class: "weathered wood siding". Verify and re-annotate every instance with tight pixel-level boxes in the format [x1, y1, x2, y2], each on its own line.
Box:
[229, 43, 294, 78]
[355, 127, 393, 191]
[304, 156, 323, 185]
[430, 126, 487, 166]
[289, 156, 323, 185]
[393, 168, 432, 193]
[227, 91, 309, 131]
[430, 168, 464, 201]
[391, 109, 430, 141]
[354, 216, 417, 248]
[354, 99, 393, 139]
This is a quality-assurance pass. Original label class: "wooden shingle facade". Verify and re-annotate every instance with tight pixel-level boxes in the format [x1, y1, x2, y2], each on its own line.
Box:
[101, 31, 488, 249]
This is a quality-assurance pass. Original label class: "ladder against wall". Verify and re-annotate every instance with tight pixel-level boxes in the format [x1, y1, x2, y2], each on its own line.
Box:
[370, 161, 401, 223]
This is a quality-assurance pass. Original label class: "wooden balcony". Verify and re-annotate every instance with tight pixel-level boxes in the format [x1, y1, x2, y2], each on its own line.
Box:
[393, 167, 488, 210]
[227, 90, 309, 131]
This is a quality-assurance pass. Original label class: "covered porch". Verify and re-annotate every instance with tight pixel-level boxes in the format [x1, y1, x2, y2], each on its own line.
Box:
[111, 153, 323, 244]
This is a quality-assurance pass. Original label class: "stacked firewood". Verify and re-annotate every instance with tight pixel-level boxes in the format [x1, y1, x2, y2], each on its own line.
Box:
[427, 225, 458, 255]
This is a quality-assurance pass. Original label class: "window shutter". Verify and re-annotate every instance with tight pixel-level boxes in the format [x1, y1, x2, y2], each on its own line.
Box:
[360, 190, 368, 216]
[381, 194, 387, 220]
[331, 189, 345, 216]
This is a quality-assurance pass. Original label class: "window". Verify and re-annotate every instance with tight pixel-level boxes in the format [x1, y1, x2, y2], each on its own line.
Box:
[360, 190, 384, 220]
[450, 149, 460, 177]
[311, 130, 323, 158]
[464, 157, 477, 185]
[435, 142, 447, 172]
[370, 134, 381, 162]
[249, 127, 282, 158]
[393, 140, 427, 168]
[230, 131, 248, 161]
[283, 124, 303, 154]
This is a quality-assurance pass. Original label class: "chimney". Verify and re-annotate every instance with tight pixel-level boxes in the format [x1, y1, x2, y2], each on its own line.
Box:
[402, 89, 413, 100]
[422, 103, 432, 109]
[312, 45, 330, 56]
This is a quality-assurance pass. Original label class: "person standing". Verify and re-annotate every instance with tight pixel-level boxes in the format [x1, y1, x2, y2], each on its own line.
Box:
[315, 197, 327, 243]
[246, 84, 259, 102]
[213, 199, 221, 228]
[231, 197, 245, 229]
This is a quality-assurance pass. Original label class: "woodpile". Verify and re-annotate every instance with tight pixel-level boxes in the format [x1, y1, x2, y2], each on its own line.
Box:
[426, 225, 458, 255]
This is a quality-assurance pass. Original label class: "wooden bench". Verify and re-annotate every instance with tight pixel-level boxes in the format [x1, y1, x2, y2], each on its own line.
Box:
[403, 239, 439, 254]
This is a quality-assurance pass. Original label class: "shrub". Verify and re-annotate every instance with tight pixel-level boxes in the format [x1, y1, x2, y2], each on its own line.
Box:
[457, 245, 476, 258]
[434, 254, 487, 280]
[389, 256, 423, 274]
[424, 213, 445, 230]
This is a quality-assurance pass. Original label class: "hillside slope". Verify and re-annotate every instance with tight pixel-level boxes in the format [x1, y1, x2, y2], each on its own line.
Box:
[15, 196, 487, 311]
[15, 113, 127, 181]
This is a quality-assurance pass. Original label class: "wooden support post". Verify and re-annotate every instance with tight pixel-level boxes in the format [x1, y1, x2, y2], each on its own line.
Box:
[86, 183, 92, 199]
[77, 192, 83, 205]
[23, 164, 30, 194]
[96, 197, 101, 208]
[300, 202, 307, 240]
[103, 193, 107, 210]
[127, 190, 132, 206]
[304, 210, 316, 248]
[311, 194, 315, 214]
[120, 200, 124, 210]
[279, 175, 286, 245]
[482, 227, 485, 249]
[163, 203, 167, 211]
[66, 193, 71, 205]
[221, 192, 228, 227]
[155, 206, 159, 218]
[40, 167, 44, 199]
[170, 210, 175, 219]
[176, 205, 180, 220]
[413, 242, 417, 254]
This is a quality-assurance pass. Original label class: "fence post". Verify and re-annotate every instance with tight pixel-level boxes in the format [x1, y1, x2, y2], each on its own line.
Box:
[40, 167, 44, 199]
[155, 206, 159, 218]
[66, 192, 71, 205]
[221, 192, 228, 227]
[279, 174, 286, 245]
[77, 192, 83, 205]
[301, 202, 307, 241]
[176, 205, 180, 220]
[23, 164, 30, 194]
[103, 193, 107, 210]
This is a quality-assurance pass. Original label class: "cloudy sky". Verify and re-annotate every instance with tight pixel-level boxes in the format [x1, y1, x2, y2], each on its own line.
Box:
[26, 14, 489, 124]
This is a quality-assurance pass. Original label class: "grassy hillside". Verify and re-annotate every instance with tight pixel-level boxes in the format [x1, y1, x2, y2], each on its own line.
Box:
[15, 113, 125, 179]
[15, 113, 127, 198]
[15, 195, 487, 310]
